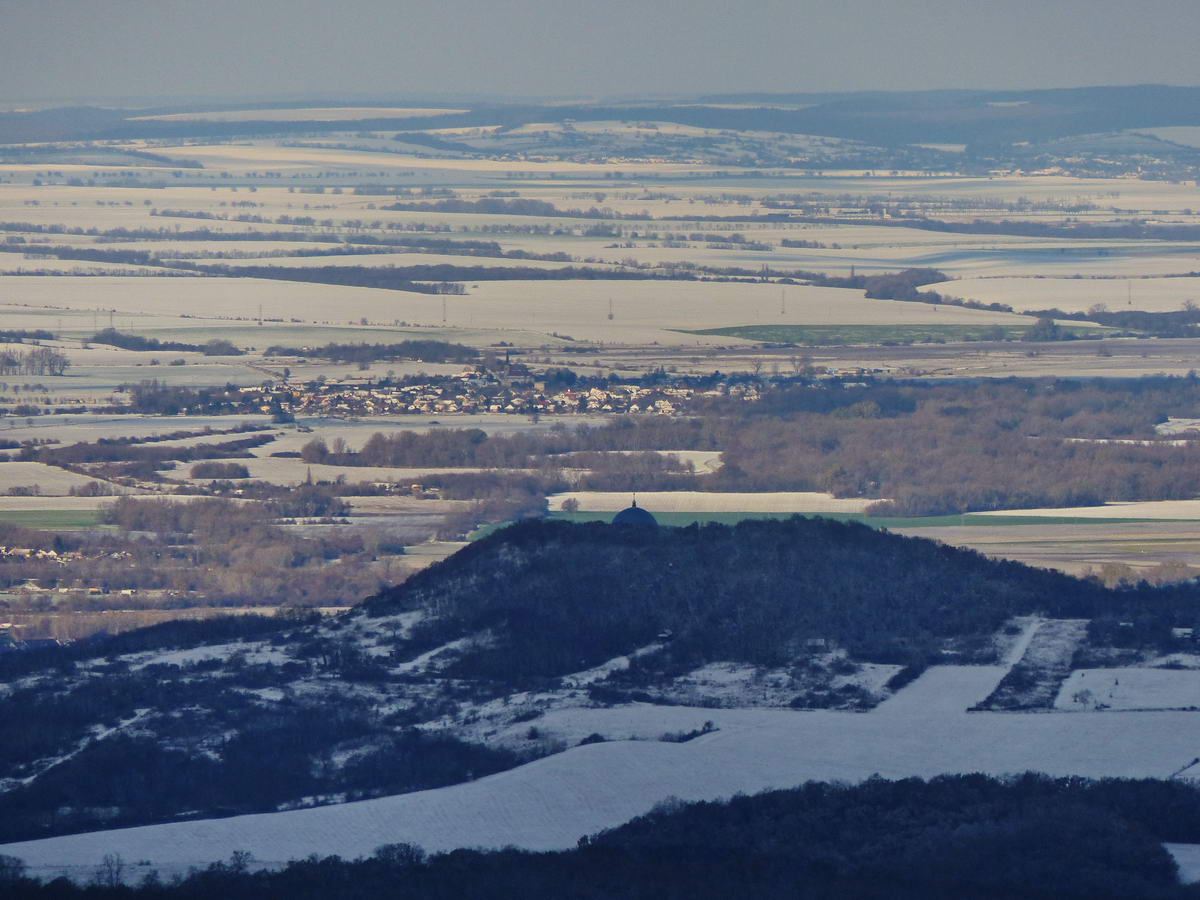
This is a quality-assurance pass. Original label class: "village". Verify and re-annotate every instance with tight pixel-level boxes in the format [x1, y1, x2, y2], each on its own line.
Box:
[231, 363, 881, 419]
[255, 375, 719, 418]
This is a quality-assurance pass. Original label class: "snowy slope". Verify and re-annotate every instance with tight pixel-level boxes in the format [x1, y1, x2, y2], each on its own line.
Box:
[9, 662, 1200, 881]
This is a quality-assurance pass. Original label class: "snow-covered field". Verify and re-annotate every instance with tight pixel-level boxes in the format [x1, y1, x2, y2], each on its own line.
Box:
[213, 457, 517, 486]
[0, 276, 442, 325]
[0, 274, 1033, 346]
[1056, 668, 1200, 711]
[194, 252, 584, 270]
[0, 415, 275, 445]
[255, 414, 606, 458]
[0, 495, 117, 512]
[0, 253, 195, 276]
[450, 279, 1034, 344]
[932, 275, 1200, 315]
[975, 500, 1200, 520]
[0, 414, 586, 465]
[551, 490, 875, 513]
[0, 462, 133, 496]
[792, 173, 1200, 213]
[80, 240, 348, 256]
[584, 241, 1200, 282]
[8, 660, 1200, 881]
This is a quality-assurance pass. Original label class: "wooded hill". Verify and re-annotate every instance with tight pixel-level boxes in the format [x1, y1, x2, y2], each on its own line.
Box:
[366, 517, 1198, 680]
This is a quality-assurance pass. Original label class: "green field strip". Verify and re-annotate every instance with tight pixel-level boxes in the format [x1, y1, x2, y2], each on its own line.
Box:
[0, 509, 103, 529]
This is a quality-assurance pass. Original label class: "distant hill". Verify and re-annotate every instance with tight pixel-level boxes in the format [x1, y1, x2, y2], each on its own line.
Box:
[692, 84, 1200, 145]
[369, 516, 1103, 679]
[0, 106, 126, 143]
[5, 85, 1200, 148]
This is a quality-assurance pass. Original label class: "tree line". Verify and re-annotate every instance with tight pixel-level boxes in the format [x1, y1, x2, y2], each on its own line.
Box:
[381, 196, 627, 219]
[28, 434, 273, 467]
[0, 222, 503, 253]
[265, 340, 477, 365]
[0, 346, 69, 376]
[188, 262, 697, 293]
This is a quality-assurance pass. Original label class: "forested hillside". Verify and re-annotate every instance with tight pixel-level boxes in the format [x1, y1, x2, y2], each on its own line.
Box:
[368, 516, 1194, 679]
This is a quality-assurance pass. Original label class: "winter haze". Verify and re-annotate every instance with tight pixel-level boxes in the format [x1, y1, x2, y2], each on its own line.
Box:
[0, 0, 1197, 102]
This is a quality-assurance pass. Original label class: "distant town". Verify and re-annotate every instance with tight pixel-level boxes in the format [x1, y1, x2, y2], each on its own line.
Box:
[0, 360, 884, 421]
[153, 363, 878, 420]
[251, 370, 754, 418]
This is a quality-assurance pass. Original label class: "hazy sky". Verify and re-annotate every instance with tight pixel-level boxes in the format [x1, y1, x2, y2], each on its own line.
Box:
[4, 0, 1197, 104]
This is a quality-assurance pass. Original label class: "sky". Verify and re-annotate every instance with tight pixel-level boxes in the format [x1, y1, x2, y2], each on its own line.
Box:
[3, 0, 1198, 104]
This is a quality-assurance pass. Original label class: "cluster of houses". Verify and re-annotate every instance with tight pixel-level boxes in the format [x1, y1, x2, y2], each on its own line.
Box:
[0, 545, 80, 564]
[0, 545, 131, 566]
[235, 370, 763, 418]
[0, 546, 139, 599]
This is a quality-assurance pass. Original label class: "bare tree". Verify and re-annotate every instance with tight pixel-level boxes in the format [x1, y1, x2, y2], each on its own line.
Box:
[0, 855, 26, 886]
[93, 853, 125, 888]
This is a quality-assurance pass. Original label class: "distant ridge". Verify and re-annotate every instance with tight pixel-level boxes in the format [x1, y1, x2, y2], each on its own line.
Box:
[5, 85, 1200, 147]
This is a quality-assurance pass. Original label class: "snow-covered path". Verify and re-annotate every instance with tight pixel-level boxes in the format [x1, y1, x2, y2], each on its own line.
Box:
[1003, 616, 1044, 666]
[0, 710, 151, 792]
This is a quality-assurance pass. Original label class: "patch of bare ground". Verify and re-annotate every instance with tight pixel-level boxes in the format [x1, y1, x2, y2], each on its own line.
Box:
[972, 618, 1089, 710]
